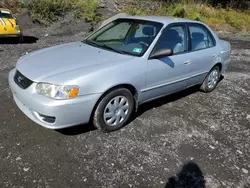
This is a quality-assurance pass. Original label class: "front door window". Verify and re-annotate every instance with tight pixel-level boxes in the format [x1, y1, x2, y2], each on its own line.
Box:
[154, 25, 188, 55]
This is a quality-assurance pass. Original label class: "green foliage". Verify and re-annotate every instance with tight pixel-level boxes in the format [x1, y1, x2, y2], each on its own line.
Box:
[162, 0, 250, 10]
[1, 0, 249, 33]
[72, 0, 102, 23]
[169, 5, 187, 18]
[223, 9, 250, 32]
[1, 0, 101, 24]
[0, 0, 22, 12]
[123, 1, 250, 33]
[21, 0, 71, 22]
[122, 6, 150, 15]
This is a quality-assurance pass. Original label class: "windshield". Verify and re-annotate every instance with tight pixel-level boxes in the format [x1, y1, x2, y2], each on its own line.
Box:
[85, 18, 163, 57]
[0, 10, 13, 18]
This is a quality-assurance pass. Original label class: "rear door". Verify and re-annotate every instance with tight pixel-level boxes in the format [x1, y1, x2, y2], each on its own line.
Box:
[186, 23, 218, 86]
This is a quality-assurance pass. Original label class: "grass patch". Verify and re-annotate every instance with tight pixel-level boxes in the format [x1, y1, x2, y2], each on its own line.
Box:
[122, 2, 250, 33]
[72, 0, 103, 23]
[123, 6, 150, 16]
[1, 0, 249, 33]
[0, 0, 23, 12]
[1, 0, 102, 24]
[21, 0, 71, 22]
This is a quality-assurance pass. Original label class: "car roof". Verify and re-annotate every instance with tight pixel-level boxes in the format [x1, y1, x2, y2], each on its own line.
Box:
[119, 15, 202, 25]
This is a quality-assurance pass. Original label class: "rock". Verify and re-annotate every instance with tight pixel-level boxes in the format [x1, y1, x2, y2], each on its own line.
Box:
[234, 165, 240, 170]
[242, 168, 248, 174]
[209, 145, 215, 149]
[106, 1, 120, 12]
[16, 157, 21, 161]
[246, 114, 250, 121]
[100, 0, 106, 7]
[23, 167, 30, 172]
[16, 12, 41, 30]
[236, 150, 243, 155]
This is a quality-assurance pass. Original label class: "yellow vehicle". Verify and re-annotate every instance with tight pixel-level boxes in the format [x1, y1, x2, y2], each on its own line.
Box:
[0, 8, 23, 40]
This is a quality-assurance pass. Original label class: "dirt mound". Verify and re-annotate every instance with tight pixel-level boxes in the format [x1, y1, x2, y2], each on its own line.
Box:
[16, 12, 41, 30]
[42, 13, 92, 37]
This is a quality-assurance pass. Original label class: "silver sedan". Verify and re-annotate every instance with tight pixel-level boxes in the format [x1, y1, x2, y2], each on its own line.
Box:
[8, 16, 231, 132]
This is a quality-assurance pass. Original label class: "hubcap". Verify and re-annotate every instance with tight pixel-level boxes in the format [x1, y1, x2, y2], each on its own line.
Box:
[103, 96, 129, 126]
[207, 69, 219, 89]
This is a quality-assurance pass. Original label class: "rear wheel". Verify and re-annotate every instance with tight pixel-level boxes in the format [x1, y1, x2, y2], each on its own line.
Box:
[200, 66, 221, 92]
[93, 88, 134, 132]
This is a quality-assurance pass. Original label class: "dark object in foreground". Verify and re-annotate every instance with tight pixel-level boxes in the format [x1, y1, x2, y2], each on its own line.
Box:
[165, 162, 205, 188]
[0, 36, 38, 44]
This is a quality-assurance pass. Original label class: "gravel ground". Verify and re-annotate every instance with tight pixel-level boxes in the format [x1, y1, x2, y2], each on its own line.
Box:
[0, 21, 250, 188]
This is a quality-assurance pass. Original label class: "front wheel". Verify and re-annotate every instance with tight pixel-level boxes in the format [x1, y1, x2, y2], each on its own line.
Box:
[93, 88, 134, 132]
[200, 66, 221, 92]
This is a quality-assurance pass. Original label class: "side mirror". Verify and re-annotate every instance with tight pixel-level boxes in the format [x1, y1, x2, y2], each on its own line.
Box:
[149, 48, 173, 59]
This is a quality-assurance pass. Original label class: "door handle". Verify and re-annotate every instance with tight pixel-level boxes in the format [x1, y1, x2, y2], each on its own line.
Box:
[213, 54, 217, 58]
[184, 61, 190, 65]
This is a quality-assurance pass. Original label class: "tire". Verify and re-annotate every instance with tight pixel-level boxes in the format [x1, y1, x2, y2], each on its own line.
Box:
[200, 66, 221, 92]
[93, 88, 134, 132]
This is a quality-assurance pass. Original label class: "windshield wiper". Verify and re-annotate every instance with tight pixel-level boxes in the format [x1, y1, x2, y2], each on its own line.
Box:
[83, 40, 134, 56]
[83, 39, 100, 48]
[100, 44, 127, 55]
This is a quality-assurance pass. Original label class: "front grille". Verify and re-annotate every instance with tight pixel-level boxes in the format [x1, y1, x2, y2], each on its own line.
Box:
[14, 70, 33, 89]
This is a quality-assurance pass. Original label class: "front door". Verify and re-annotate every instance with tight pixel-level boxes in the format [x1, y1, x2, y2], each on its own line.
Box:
[143, 24, 191, 101]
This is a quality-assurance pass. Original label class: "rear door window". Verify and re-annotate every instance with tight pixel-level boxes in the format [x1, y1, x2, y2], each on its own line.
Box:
[154, 24, 188, 55]
[189, 24, 215, 51]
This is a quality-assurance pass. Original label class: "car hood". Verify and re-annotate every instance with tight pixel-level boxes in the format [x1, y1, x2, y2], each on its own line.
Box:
[16, 42, 134, 81]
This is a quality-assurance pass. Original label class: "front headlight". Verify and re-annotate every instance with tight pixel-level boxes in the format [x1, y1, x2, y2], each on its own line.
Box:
[15, 25, 20, 31]
[36, 83, 79, 100]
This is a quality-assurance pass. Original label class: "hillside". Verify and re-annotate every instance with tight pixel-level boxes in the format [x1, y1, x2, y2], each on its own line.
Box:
[0, 0, 250, 33]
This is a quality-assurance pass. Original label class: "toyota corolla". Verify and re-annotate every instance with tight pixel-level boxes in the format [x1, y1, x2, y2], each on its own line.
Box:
[8, 16, 231, 132]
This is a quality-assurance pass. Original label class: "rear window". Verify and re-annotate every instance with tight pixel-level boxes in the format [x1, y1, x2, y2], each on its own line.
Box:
[0, 10, 13, 18]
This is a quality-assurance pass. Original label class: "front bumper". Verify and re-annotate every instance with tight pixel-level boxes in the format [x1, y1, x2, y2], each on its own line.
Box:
[8, 69, 102, 129]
